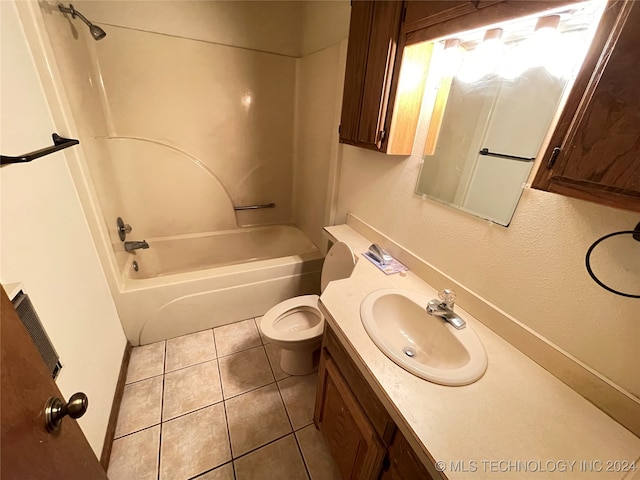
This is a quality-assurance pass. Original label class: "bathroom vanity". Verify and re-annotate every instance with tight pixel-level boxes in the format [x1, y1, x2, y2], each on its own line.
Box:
[313, 221, 640, 479]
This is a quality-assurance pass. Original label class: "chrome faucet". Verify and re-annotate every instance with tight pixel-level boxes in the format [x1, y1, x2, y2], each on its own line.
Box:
[426, 289, 466, 329]
[124, 240, 149, 252]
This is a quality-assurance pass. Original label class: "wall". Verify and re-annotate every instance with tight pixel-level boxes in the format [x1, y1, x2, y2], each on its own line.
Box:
[0, 0, 127, 456]
[293, 1, 350, 253]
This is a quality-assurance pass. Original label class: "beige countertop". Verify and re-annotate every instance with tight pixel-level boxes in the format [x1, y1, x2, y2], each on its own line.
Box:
[319, 225, 640, 480]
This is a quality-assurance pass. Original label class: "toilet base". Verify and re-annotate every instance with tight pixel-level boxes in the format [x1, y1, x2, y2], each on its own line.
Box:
[280, 344, 321, 376]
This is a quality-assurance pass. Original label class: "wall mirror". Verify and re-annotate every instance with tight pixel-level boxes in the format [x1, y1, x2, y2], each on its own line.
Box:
[413, 2, 604, 225]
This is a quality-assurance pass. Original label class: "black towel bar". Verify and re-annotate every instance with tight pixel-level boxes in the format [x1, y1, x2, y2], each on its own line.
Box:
[478, 148, 535, 162]
[1, 133, 80, 166]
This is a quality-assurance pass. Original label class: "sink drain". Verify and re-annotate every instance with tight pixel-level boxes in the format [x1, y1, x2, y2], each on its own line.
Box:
[403, 347, 416, 358]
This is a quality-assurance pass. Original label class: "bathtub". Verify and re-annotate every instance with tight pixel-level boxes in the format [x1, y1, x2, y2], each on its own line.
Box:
[114, 225, 324, 345]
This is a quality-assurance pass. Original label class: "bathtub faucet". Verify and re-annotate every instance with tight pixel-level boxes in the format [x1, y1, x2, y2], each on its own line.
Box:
[124, 240, 149, 252]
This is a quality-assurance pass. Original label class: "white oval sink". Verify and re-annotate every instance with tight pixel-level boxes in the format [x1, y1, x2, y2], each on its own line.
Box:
[360, 289, 487, 386]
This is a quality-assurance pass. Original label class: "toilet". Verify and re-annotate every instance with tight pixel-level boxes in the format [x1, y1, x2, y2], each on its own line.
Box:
[260, 241, 356, 375]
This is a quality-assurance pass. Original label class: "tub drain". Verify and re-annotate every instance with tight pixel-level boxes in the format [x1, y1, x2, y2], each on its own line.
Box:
[403, 347, 416, 358]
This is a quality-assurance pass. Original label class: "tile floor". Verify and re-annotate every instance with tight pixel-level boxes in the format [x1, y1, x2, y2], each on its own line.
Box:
[107, 318, 341, 480]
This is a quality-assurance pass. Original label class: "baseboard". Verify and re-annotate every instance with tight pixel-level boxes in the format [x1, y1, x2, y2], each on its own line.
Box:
[100, 342, 132, 469]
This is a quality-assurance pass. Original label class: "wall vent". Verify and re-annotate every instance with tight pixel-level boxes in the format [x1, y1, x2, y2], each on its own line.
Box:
[12, 291, 63, 379]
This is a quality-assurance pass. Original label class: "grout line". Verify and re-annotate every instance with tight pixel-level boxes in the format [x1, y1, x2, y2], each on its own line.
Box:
[163, 356, 219, 376]
[216, 341, 265, 360]
[187, 461, 235, 480]
[125, 372, 165, 386]
[219, 353, 235, 475]
[161, 399, 225, 424]
[293, 428, 313, 480]
[231, 432, 296, 462]
[113, 422, 161, 441]
[157, 341, 167, 480]
[273, 374, 313, 480]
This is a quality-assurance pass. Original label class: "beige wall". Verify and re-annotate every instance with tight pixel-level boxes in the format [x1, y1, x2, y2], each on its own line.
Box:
[293, 1, 350, 254]
[0, 1, 127, 455]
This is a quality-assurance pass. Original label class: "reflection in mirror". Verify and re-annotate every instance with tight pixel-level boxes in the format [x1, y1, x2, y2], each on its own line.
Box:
[414, 2, 605, 226]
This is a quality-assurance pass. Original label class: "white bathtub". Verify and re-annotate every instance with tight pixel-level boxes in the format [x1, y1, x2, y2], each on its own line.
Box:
[114, 225, 324, 345]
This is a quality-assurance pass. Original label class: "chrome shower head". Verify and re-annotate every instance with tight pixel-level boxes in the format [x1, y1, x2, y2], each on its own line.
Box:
[58, 4, 106, 41]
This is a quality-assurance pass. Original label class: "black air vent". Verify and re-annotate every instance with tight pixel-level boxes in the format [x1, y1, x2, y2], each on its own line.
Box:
[12, 291, 62, 379]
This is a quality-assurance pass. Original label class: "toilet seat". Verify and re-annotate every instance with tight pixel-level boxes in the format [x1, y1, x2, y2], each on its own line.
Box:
[260, 295, 323, 342]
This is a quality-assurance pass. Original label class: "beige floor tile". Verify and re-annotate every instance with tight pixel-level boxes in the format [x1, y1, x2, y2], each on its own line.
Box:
[126, 341, 165, 384]
[226, 383, 292, 457]
[165, 329, 216, 372]
[108, 425, 160, 480]
[162, 359, 222, 421]
[194, 462, 234, 480]
[115, 376, 163, 438]
[278, 373, 318, 430]
[160, 403, 231, 480]
[218, 346, 274, 398]
[214, 319, 261, 356]
[265, 342, 290, 381]
[234, 434, 308, 480]
[254, 316, 269, 344]
[296, 425, 341, 480]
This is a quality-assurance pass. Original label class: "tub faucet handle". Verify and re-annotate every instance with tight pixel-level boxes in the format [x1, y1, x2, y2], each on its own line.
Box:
[117, 217, 132, 241]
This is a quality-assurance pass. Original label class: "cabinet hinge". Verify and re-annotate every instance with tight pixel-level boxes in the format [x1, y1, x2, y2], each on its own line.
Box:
[547, 146, 561, 169]
[338, 125, 341, 135]
[379, 130, 386, 142]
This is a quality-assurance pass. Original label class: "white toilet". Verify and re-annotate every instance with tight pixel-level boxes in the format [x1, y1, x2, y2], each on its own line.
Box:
[260, 241, 356, 375]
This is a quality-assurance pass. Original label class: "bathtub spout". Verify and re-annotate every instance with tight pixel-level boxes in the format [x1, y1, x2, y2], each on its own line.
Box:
[124, 240, 149, 252]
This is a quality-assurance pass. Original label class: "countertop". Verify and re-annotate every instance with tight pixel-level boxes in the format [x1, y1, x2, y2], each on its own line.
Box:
[319, 225, 640, 480]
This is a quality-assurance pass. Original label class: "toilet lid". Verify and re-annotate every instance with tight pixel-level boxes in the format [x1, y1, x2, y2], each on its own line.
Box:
[320, 241, 356, 292]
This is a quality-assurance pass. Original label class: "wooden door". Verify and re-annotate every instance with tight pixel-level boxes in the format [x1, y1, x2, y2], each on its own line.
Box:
[1, 287, 108, 480]
[532, 0, 640, 212]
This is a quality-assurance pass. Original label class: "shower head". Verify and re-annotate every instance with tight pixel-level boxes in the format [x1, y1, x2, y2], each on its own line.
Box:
[58, 4, 106, 41]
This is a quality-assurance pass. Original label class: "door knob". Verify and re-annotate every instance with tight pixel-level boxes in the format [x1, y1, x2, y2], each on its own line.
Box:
[44, 392, 88, 433]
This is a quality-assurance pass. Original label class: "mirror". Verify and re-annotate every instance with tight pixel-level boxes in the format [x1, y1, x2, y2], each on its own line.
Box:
[414, 2, 604, 225]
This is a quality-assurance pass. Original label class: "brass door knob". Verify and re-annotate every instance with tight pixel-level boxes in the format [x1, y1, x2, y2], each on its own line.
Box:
[44, 392, 88, 433]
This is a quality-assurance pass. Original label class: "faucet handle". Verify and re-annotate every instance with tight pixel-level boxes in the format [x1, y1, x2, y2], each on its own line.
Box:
[438, 289, 456, 308]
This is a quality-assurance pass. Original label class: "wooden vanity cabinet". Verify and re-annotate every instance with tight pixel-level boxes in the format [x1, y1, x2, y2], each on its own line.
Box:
[532, 0, 640, 212]
[314, 324, 436, 480]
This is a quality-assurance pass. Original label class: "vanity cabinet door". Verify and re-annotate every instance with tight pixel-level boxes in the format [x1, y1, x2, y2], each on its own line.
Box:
[532, 1, 640, 212]
[339, 1, 404, 153]
[380, 429, 436, 480]
[315, 353, 385, 480]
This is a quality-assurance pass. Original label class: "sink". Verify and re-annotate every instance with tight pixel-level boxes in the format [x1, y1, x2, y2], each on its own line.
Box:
[360, 289, 488, 386]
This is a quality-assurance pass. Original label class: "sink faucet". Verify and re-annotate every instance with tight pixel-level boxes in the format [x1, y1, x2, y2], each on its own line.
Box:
[426, 289, 466, 329]
[124, 240, 149, 252]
